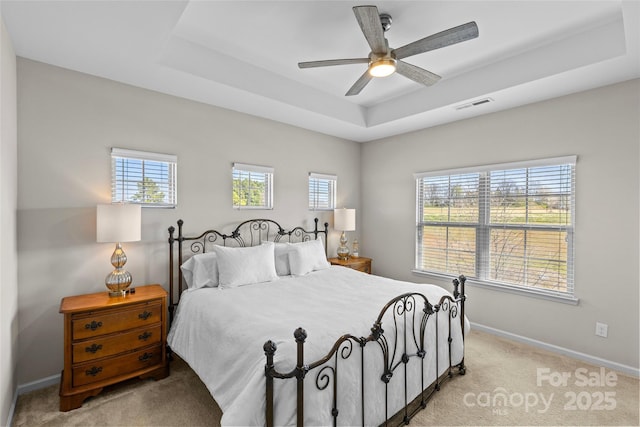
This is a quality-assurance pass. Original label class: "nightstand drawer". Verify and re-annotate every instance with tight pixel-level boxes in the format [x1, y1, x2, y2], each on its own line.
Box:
[72, 302, 161, 340]
[328, 257, 372, 274]
[347, 260, 371, 274]
[72, 324, 161, 363]
[72, 344, 162, 387]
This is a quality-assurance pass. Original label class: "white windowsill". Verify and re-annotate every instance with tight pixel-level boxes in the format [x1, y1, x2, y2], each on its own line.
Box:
[233, 206, 274, 210]
[411, 270, 580, 306]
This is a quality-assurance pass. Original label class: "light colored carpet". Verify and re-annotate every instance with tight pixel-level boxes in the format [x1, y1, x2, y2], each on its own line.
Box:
[12, 330, 639, 426]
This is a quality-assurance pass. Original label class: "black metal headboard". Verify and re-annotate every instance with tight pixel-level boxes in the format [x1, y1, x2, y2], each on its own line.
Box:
[167, 218, 329, 320]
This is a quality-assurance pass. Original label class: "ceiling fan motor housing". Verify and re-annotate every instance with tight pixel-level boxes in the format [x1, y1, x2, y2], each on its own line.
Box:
[380, 13, 392, 32]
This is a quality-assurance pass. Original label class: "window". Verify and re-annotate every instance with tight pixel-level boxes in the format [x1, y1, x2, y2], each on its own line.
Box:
[415, 156, 576, 300]
[309, 173, 337, 210]
[111, 148, 177, 207]
[232, 163, 273, 209]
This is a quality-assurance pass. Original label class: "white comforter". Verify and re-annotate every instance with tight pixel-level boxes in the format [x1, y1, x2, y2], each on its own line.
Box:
[168, 267, 467, 426]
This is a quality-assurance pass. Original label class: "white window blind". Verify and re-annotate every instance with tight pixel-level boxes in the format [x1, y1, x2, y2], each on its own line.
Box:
[309, 173, 337, 210]
[111, 148, 177, 207]
[232, 163, 274, 209]
[415, 156, 576, 298]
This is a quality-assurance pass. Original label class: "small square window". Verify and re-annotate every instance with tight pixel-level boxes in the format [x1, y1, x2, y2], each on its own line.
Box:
[309, 173, 337, 210]
[232, 163, 274, 209]
[111, 148, 177, 207]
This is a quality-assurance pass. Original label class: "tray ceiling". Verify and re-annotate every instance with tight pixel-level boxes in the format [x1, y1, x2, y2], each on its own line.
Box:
[2, 1, 638, 141]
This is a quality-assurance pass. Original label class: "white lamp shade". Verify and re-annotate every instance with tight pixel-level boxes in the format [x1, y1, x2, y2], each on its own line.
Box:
[96, 204, 141, 243]
[334, 208, 356, 231]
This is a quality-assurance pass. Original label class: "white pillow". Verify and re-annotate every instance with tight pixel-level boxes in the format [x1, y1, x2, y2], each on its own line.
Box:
[213, 243, 278, 289]
[180, 252, 219, 289]
[273, 242, 291, 276]
[288, 239, 330, 276]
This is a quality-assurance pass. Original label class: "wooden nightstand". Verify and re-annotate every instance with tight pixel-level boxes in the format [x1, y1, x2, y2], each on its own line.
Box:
[59, 284, 169, 411]
[328, 256, 372, 274]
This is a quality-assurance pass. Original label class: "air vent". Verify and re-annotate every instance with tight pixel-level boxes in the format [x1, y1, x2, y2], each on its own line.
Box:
[454, 97, 494, 111]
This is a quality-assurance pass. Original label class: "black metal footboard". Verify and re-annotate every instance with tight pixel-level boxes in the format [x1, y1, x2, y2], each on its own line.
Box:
[264, 275, 467, 427]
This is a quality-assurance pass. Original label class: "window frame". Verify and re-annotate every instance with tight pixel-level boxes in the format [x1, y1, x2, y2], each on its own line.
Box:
[111, 148, 177, 208]
[232, 162, 274, 210]
[413, 156, 578, 304]
[308, 172, 337, 211]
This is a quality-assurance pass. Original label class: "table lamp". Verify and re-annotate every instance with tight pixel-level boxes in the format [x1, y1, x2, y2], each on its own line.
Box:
[334, 208, 356, 260]
[96, 203, 141, 297]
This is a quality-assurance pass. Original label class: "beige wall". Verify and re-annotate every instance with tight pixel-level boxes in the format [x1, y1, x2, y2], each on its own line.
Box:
[361, 80, 640, 370]
[0, 16, 18, 425]
[13, 56, 640, 390]
[16, 58, 361, 384]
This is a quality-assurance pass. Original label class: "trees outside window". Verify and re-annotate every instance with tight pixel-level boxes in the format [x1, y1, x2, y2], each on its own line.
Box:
[415, 156, 576, 298]
[111, 148, 177, 207]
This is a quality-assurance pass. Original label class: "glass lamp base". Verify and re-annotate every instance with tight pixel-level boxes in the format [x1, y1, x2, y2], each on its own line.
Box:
[105, 269, 132, 297]
[337, 231, 350, 260]
[105, 242, 132, 297]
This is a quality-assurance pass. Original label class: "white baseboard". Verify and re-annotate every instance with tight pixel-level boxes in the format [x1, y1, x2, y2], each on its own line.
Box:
[16, 373, 60, 396]
[6, 374, 60, 426]
[6, 390, 17, 427]
[471, 322, 640, 378]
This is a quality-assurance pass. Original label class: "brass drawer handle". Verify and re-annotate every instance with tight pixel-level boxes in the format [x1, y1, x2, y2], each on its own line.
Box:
[85, 366, 103, 377]
[138, 311, 152, 320]
[85, 344, 103, 354]
[138, 352, 154, 362]
[138, 331, 152, 341]
[84, 321, 102, 331]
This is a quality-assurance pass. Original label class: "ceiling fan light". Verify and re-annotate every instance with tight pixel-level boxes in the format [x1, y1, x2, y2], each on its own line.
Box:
[369, 59, 396, 77]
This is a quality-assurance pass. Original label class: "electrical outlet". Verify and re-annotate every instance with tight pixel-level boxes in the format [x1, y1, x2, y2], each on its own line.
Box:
[595, 322, 608, 338]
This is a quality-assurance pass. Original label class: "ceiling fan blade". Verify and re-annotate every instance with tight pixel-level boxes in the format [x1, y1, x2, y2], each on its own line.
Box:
[298, 58, 369, 69]
[353, 5, 387, 55]
[395, 60, 441, 86]
[345, 70, 373, 96]
[393, 21, 479, 60]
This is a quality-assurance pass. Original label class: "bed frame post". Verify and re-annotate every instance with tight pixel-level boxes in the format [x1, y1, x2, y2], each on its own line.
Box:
[323, 221, 328, 255]
[177, 220, 184, 296]
[264, 340, 277, 427]
[453, 275, 467, 374]
[294, 328, 308, 427]
[168, 220, 186, 325]
[168, 225, 176, 323]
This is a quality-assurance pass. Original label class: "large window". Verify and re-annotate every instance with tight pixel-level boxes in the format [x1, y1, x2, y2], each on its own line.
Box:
[309, 173, 337, 210]
[415, 156, 576, 300]
[111, 148, 177, 207]
[232, 163, 273, 209]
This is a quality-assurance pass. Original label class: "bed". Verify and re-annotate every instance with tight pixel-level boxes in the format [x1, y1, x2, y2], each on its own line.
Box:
[166, 218, 467, 426]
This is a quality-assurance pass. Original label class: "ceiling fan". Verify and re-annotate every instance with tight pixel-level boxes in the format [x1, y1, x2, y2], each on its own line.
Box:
[298, 5, 479, 96]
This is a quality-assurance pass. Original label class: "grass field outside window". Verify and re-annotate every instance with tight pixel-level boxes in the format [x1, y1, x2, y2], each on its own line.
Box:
[415, 157, 575, 297]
